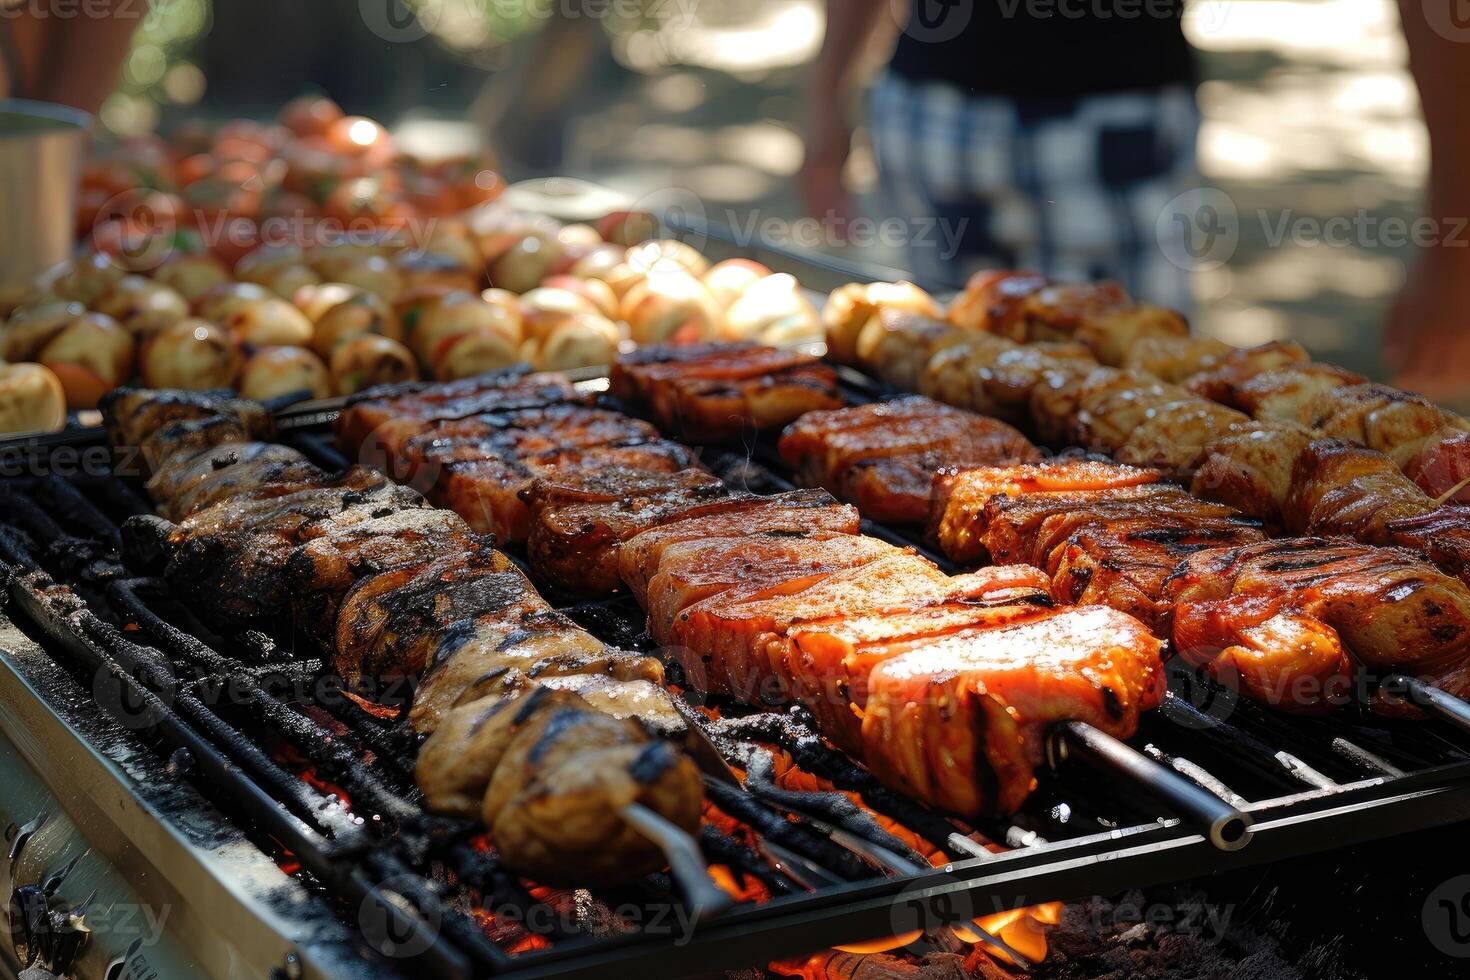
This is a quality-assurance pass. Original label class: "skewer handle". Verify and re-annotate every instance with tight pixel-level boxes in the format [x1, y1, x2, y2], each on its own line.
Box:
[621, 803, 735, 924]
[1055, 721, 1253, 851]
[1385, 674, 1470, 735]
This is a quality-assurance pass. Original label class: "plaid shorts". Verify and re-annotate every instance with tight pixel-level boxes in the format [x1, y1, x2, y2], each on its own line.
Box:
[868, 71, 1200, 310]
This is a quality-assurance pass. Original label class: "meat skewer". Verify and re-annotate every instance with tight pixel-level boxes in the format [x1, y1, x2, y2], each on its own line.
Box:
[101, 387, 710, 891]
[609, 342, 844, 443]
[336, 370, 1203, 833]
[928, 459, 1470, 715]
[836, 306, 1470, 591]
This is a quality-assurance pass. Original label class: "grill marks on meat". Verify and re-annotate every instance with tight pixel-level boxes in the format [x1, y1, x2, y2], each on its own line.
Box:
[100, 387, 274, 456]
[616, 503, 1164, 818]
[610, 342, 844, 443]
[108, 388, 703, 887]
[929, 459, 1470, 713]
[777, 396, 1041, 523]
[338, 379, 705, 545]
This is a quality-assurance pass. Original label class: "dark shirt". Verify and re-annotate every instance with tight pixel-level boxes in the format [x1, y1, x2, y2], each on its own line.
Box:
[889, 0, 1196, 98]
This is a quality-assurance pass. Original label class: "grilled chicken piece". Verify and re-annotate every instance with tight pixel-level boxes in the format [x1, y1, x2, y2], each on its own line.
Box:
[1283, 439, 1436, 543]
[1029, 365, 1192, 451]
[610, 343, 844, 442]
[138, 416, 252, 474]
[1213, 363, 1368, 424]
[1300, 383, 1470, 469]
[1406, 429, 1470, 504]
[146, 443, 318, 521]
[100, 387, 274, 452]
[1120, 334, 1232, 383]
[285, 508, 483, 636]
[336, 370, 584, 458]
[850, 310, 968, 391]
[1183, 341, 1315, 406]
[777, 396, 1040, 523]
[1191, 424, 1315, 529]
[616, 489, 862, 605]
[982, 279, 1188, 366]
[524, 467, 731, 595]
[334, 547, 518, 681]
[1112, 399, 1257, 476]
[1165, 539, 1470, 712]
[480, 699, 702, 886]
[145, 473, 424, 626]
[919, 333, 1096, 426]
[946, 269, 1050, 334]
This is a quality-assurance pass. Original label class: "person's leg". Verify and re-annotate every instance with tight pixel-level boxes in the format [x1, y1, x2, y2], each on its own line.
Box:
[867, 71, 1018, 293]
[1015, 86, 1200, 313]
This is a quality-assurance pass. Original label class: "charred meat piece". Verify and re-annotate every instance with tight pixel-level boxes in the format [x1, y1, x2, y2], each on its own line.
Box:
[336, 370, 585, 459]
[616, 488, 862, 605]
[610, 342, 843, 443]
[525, 466, 731, 595]
[100, 387, 274, 453]
[146, 442, 318, 521]
[144, 473, 425, 627]
[285, 508, 483, 636]
[334, 547, 516, 683]
[138, 416, 252, 475]
[1165, 538, 1470, 713]
[1182, 341, 1316, 407]
[1190, 423, 1315, 530]
[1300, 382, 1470, 469]
[777, 396, 1040, 523]
[1283, 438, 1437, 544]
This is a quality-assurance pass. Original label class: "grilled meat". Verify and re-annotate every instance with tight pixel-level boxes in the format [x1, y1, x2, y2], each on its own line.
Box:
[777, 396, 1040, 523]
[146, 442, 318, 521]
[1166, 539, 1470, 712]
[110, 387, 705, 886]
[524, 467, 732, 595]
[434, 438, 700, 542]
[100, 387, 274, 452]
[928, 457, 1470, 712]
[615, 489, 862, 605]
[950, 272, 1187, 366]
[620, 515, 1162, 816]
[610, 342, 844, 442]
[143, 472, 423, 627]
[336, 370, 585, 460]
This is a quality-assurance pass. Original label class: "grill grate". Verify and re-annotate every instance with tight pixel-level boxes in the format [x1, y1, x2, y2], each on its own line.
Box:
[3, 371, 1470, 977]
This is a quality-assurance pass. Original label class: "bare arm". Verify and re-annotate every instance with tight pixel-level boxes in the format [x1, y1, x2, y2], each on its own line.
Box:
[1385, 1, 1470, 393]
[799, 0, 891, 220]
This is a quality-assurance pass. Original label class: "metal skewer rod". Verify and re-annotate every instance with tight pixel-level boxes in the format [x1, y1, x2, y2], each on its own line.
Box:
[1384, 674, 1470, 736]
[620, 802, 735, 924]
[1054, 721, 1253, 851]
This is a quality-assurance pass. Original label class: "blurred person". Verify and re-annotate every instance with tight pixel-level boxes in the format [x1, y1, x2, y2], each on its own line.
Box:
[0, 0, 144, 114]
[804, 1, 1470, 398]
[801, 0, 1199, 307]
[1385, 0, 1470, 402]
